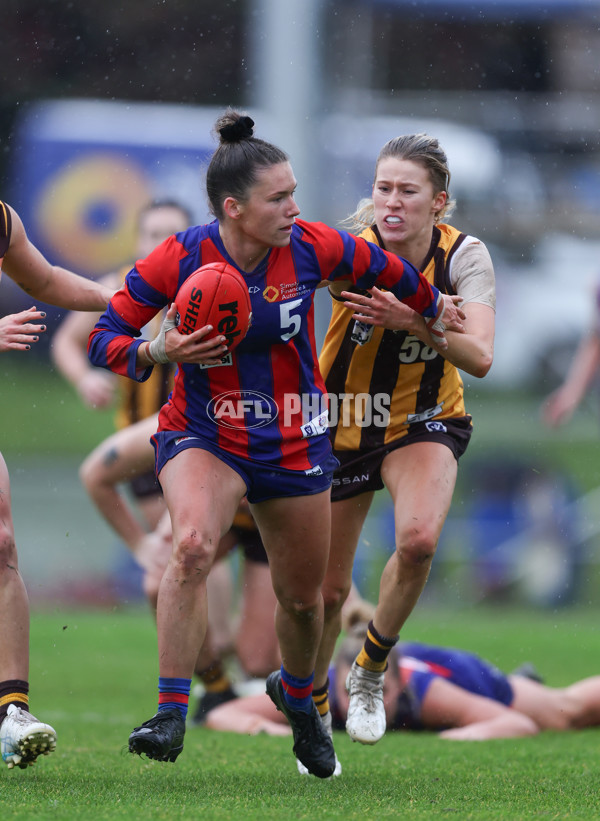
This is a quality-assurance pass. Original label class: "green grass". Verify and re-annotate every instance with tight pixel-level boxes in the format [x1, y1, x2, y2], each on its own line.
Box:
[2, 606, 597, 819]
[0, 356, 115, 455]
[3, 359, 600, 816]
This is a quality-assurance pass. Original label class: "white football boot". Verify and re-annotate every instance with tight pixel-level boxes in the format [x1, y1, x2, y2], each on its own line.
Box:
[296, 710, 342, 777]
[345, 661, 386, 745]
[0, 704, 57, 769]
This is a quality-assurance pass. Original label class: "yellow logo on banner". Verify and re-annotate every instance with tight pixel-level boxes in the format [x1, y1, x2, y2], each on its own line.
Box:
[35, 153, 152, 274]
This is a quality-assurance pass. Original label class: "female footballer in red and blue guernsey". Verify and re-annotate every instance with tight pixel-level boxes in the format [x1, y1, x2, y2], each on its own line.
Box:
[88, 109, 465, 778]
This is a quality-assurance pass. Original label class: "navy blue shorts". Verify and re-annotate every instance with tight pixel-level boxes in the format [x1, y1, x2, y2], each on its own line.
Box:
[152, 430, 339, 504]
[331, 415, 473, 502]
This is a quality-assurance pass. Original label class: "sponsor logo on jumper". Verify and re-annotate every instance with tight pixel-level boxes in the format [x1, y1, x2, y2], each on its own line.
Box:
[198, 353, 233, 370]
[279, 282, 310, 300]
[351, 320, 374, 346]
[300, 410, 329, 439]
[262, 283, 310, 302]
[263, 285, 280, 302]
[406, 403, 444, 425]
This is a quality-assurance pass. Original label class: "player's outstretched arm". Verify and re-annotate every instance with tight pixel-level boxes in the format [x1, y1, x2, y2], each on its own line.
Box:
[51, 273, 118, 408]
[542, 332, 600, 427]
[422, 678, 539, 740]
[2, 205, 113, 311]
[204, 694, 291, 736]
[0, 307, 47, 353]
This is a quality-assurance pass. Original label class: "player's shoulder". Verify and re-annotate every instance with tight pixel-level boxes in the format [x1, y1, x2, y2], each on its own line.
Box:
[178, 221, 215, 243]
[0, 201, 13, 259]
[292, 218, 339, 243]
[438, 223, 487, 253]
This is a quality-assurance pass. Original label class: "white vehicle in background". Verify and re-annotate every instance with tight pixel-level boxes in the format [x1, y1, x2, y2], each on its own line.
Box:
[318, 112, 503, 215]
[490, 233, 600, 390]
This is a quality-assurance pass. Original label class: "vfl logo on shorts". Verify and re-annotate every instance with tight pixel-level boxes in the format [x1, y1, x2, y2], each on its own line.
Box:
[305, 465, 324, 477]
[425, 420, 447, 433]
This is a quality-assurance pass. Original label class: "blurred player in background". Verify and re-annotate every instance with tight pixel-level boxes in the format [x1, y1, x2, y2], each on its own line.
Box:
[78, 385, 374, 730]
[315, 134, 495, 748]
[542, 284, 600, 428]
[78, 411, 281, 721]
[51, 199, 191, 531]
[88, 110, 464, 778]
[0, 200, 113, 769]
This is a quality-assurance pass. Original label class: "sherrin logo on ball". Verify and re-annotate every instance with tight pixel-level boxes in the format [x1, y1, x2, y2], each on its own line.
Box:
[174, 262, 252, 351]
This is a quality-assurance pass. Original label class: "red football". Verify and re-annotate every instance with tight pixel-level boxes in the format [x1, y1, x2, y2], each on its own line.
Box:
[175, 262, 252, 351]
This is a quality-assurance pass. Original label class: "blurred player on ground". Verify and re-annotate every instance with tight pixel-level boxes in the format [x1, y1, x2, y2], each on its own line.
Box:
[204, 614, 600, 742]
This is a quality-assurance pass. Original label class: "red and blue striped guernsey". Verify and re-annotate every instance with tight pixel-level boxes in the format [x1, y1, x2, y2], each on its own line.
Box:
[89, 218, 440, 472]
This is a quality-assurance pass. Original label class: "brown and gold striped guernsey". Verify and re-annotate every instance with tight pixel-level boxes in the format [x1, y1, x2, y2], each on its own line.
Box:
[0, 201, 12, 264]
[319, 224, 469, 452]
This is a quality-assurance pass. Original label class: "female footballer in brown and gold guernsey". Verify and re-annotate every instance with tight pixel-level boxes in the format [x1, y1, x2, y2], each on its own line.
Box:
[313, 135, 496, 750]
[51, 200, 191, 519]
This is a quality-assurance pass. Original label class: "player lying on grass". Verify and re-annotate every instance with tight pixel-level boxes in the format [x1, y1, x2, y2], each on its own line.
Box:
[203, 615, 600, 745]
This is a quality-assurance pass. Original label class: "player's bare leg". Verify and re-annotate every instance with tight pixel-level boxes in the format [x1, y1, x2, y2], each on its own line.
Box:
[128, 448, 245, 762]
[0, 453, 56, 768]
[253, 490, 336, 778]
[346, 443, 457, 745]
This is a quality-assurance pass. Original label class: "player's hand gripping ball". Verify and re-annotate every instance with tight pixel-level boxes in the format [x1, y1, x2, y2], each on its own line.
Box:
[175, 262, 252, 351]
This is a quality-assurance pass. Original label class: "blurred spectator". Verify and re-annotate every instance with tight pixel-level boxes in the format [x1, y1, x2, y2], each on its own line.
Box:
[51, 199, 191, 531]
[542, 283, 600, 428]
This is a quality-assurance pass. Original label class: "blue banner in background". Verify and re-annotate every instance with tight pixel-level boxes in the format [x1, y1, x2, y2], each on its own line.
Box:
[9, 99, 223, 280]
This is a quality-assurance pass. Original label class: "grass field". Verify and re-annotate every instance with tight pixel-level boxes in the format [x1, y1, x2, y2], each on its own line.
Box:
[3, 358, 600, 817]
[3, 605, 599, 820]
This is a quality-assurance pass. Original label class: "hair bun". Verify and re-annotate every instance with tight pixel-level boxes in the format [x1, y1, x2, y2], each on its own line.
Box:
[219, 116, 255, 143]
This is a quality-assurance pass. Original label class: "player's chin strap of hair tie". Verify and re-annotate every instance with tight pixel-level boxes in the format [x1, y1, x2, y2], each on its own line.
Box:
[147, 312, 178, 364]
[219, 116, 255, 142]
